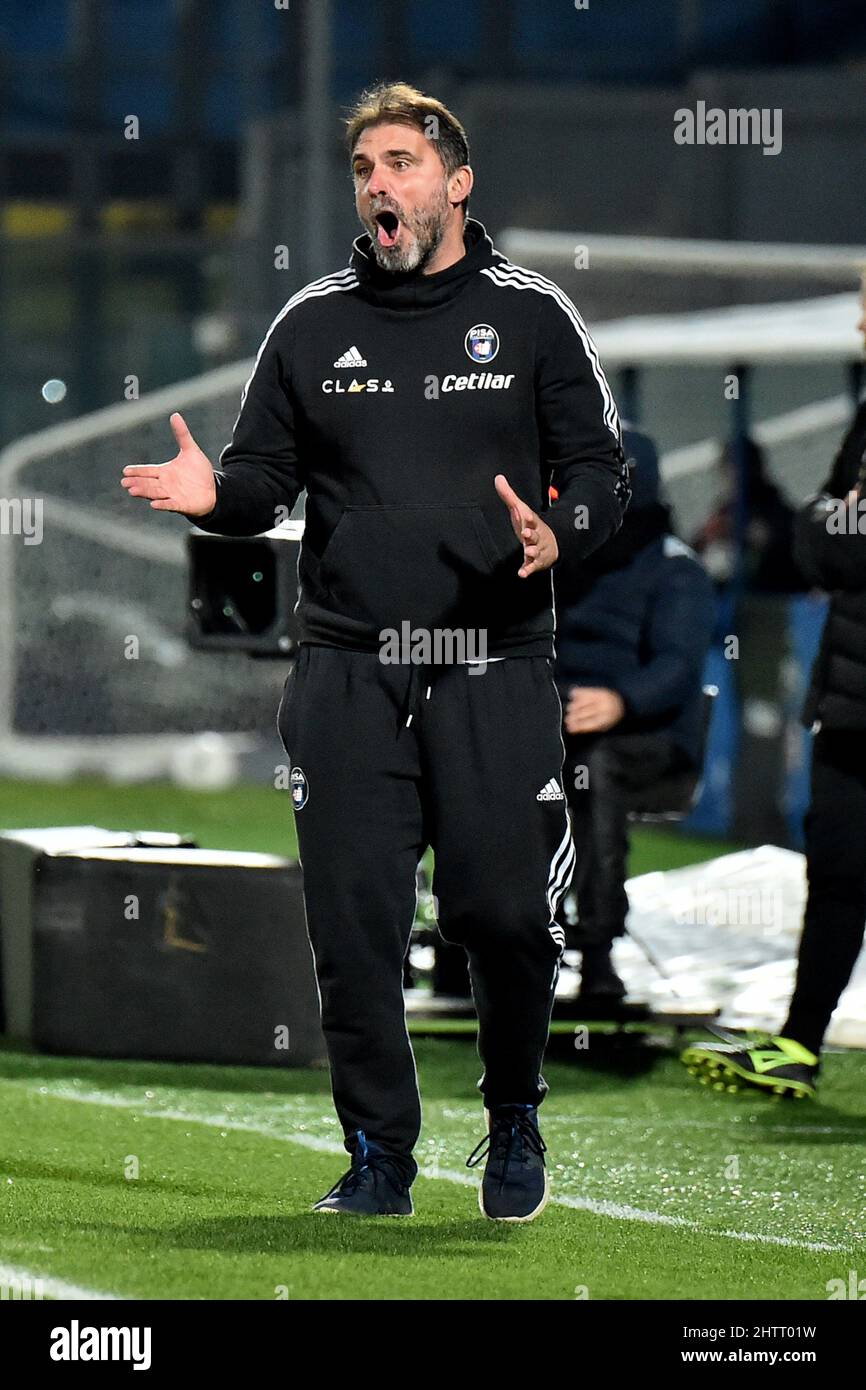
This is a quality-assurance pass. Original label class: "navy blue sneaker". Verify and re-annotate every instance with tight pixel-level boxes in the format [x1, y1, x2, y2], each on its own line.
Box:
[312, 1131, 415, 1216]
[466, 1103, 549, 1222]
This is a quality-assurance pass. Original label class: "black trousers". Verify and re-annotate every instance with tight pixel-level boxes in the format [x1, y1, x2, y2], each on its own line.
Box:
[277, 645, 574, 1169]
[559, 730, 687, 948]
[784, 729, 866, 1055]
[730, 593, 792, 847]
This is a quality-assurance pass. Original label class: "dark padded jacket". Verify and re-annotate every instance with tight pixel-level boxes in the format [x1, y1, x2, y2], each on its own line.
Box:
[795, 399, 866, 730]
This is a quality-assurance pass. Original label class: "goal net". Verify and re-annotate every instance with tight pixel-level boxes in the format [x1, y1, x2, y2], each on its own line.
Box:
[0, 364, 294, 781]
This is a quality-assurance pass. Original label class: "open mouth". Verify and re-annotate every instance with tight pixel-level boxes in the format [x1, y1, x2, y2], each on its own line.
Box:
[374, 210, 401, 248]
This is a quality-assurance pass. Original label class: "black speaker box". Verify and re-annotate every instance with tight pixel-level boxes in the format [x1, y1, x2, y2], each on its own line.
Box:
[187, 523, 302, 656]
[0, 827, 325, 1067]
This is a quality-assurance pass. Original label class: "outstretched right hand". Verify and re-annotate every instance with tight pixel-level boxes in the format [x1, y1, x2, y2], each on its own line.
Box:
[121, 412, 217, 516]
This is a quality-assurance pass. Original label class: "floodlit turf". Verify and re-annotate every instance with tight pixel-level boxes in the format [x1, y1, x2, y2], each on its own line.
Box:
[1, 1037, 865, 1301]
[0, 777, 302, 858]
[0, 777, 856, 1299]
[0, 776, 734, 869]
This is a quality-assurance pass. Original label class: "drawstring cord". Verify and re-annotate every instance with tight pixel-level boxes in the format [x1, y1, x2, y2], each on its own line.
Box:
[400, 662, 438, 729]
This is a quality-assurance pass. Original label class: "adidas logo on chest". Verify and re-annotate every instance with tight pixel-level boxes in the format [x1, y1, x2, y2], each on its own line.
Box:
[334, 345, 367, 368]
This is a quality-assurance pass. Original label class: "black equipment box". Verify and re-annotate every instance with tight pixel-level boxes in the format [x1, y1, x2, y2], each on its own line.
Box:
[0, 826, 324, 1067]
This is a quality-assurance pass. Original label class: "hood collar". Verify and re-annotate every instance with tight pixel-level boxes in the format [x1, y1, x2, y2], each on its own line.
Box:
[349, 216, 499, 308]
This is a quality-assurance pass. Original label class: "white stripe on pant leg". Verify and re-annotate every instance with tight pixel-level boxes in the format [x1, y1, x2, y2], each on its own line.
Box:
[546, 818, 572, 892]
[546, 816, 576, 918]
[545, 800, 574, 989]
[546, 836, 574, 918]
[548, 840, 575, 917]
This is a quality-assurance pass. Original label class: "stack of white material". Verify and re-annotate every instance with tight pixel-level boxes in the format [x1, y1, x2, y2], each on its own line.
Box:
[617, 845, 866, 1048]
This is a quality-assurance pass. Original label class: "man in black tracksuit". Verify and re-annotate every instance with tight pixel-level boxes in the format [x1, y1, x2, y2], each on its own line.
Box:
[122, 83, 629, 1219]
[683, 286, 866, 1099]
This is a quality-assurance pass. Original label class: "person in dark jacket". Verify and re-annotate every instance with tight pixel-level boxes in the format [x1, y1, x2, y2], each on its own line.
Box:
[554, 428, 716, 999]
[121, 82, 629, 1220]
[683, 284, 866, 1098]
[691, 437, 805, 846]
[691, 436, 803, 596]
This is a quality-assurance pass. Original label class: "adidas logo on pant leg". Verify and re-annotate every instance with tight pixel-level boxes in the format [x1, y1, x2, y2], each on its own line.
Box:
[536, 778, 565, 801]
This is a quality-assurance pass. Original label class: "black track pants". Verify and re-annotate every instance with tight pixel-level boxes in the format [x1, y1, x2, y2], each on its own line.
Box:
[277, 645, 575, 1169]
[784, 730, 866, 1055]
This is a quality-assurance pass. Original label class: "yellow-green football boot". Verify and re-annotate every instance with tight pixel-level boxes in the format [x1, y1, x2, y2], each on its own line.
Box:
[681, 1032, 819, 1099]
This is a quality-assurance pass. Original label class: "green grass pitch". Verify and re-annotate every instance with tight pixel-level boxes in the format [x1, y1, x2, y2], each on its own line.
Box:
[2, 1039, 865, 1301]
[1, 778, 864, 1300]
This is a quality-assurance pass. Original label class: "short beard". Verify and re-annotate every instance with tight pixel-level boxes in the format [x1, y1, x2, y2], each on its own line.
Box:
[365, 182, 451, 274]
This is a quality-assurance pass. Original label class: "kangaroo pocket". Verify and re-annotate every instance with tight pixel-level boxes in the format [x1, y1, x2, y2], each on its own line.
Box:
[318, 503, 518, 634]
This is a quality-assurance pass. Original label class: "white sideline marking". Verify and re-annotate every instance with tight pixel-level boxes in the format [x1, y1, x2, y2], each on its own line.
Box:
[412, 1168, 846, 1252]
[22, 1083, 849, 1254]
[436, 1104, 866, 1139]
[0, 1261, 121, 1301]
[549, 1115, 866, 1138]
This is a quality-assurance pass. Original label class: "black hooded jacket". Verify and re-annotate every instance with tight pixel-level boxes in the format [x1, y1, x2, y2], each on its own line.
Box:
[187, 218, 630, 658]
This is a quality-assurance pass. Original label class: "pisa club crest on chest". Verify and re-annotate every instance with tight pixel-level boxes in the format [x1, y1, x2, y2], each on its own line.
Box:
[465, 324, 499, 363]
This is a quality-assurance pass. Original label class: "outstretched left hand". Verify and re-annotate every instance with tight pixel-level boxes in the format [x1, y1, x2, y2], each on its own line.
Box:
[494, 473, 559, 578]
